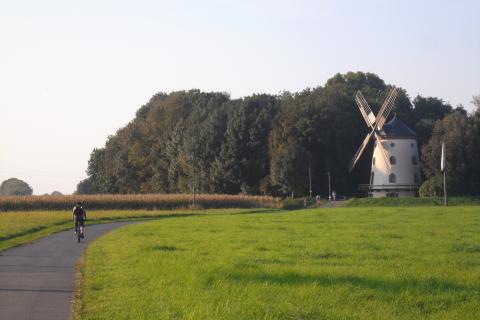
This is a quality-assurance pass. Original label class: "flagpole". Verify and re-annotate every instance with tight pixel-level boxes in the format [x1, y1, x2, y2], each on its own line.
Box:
[308, 166, 312, 199]
[441, 142, 447, 206]
[443, 169, 447, 206]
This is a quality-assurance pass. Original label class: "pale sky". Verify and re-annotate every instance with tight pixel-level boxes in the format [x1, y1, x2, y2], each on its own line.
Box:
[1, 0, 479, 195]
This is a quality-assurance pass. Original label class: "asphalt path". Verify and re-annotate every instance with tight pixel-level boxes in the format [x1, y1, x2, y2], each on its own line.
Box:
[319, 200, 344, 208]
[0, 221, 135, 320]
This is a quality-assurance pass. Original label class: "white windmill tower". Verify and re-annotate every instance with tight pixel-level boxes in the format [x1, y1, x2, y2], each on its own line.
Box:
[348, 88, 421, 197]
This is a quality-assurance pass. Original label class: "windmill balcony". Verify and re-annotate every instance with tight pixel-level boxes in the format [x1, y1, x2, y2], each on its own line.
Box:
[358, 183, 420, 198]
[358, 184, 420, 191]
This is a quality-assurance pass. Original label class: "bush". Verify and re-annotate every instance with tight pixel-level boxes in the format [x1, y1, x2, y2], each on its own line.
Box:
[0, 178, 33, 196]
[419, 175, 443, 197]
[282, 198, 307, 210]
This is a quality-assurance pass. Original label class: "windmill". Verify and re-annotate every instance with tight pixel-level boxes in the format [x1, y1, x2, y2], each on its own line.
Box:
[348, 87, 398, 172]
[348, 87, 422, 197]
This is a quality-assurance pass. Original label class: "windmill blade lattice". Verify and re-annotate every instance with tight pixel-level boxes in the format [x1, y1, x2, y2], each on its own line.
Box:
[375, 88, 398, 130]
[348, 130, 375, 172]
[348, 87, 398, 172]
[355, 91, 376, 129]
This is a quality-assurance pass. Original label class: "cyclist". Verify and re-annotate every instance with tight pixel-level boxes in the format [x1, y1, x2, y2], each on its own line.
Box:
[73, 202, 87, 238]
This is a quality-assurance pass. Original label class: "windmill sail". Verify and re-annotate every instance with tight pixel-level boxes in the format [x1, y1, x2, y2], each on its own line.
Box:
[355, 91, 376, 129]
[348, 130, 374, 172]
[348, 87, 397, 172]
[374, 132, 391, 170]
[375, 88, 397, 130]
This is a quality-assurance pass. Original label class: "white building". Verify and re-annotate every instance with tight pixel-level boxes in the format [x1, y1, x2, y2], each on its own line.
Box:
[369, 116, 421, 197]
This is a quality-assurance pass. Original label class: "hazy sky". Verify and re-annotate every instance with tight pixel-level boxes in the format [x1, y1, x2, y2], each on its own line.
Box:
[1, 0, 479, 195]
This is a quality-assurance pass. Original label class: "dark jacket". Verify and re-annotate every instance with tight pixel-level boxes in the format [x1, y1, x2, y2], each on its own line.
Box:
[73, 205, 87, 220]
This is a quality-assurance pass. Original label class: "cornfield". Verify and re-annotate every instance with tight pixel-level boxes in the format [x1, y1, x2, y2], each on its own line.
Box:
[0, 194, 277, 212]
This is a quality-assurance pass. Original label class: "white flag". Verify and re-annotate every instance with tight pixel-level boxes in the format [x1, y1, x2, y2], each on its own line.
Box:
[441, 142, 445, 172]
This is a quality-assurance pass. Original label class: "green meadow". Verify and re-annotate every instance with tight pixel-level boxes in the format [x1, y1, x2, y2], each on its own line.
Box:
[75, 206, 480, 320]
[345, 197, 480, 207]
[0, 208, 258, 251]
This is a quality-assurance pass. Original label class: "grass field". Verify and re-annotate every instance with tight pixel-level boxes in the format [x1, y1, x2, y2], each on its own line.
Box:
[345, 196, 480, 207]
[0, 208, 267, 252]
[74, 206, 480, 319]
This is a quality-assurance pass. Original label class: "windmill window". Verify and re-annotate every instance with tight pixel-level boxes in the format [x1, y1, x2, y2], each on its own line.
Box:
[411, 142, 415, 148]
[414, 173, 419, 183]
[370, 171, 375, 185]
[412, 156, 417, 165]
[372, 157, 376, 165]
[389, 156, 396, 165]
[390, 142, 395, 148]
[389, 173, 396, 183]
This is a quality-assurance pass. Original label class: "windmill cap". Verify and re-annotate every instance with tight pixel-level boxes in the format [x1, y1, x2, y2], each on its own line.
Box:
[380, 116, 416, 138]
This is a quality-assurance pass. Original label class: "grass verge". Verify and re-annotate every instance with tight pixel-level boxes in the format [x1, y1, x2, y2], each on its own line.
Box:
[345, 196, 480, 207]
[0, 208, 271, 252]
[74, 206, 480, 319]
[71, 253, 86, 320]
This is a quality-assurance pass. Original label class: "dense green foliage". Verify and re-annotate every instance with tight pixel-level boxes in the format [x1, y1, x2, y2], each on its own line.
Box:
[77, 72, 480, 196]
[75, 207, 480, 319]
[418, 176, 444, 197]
[421, 97, 480, 195]
[0, 178, 33, 196]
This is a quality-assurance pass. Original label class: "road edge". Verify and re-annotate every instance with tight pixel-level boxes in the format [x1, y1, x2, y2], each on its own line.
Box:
[70, 252, 86, 320]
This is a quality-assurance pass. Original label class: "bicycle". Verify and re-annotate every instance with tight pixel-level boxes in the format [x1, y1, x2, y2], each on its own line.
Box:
[74, 219, 85, 243]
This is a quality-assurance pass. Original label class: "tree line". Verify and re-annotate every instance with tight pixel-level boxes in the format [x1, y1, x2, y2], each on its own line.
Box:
[76, 72, 480, 197]
[0, 178, 33, 196]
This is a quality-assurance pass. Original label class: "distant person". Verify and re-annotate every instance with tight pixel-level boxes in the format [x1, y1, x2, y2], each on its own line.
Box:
[303, 198, 307, 207]
[332, 190, 336, 201]
[315, 195, 320, 204]
[73, 202, 87, 238]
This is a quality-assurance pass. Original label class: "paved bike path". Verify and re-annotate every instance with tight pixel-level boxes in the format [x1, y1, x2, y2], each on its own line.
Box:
[0, 221, 136, 320]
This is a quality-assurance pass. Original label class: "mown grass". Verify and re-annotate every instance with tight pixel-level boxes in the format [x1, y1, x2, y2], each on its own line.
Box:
[0, 208, 267, 252]
[0, 194, 276, 211]
[75, 206, 480, 319]
[345, 196, 480, 207]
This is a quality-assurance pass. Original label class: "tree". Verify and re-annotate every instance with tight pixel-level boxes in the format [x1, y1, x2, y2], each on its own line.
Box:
[270, 144, 310, 196]
[211, 95, 278, 194]
[76, 74, 478, 197]
[411, 96, 453, 147]
[0, 178, 33, 196]
[421, 102, 480, 196]
[464, 94, 480, 193]
[421, 112, 470, 195]
[85, 148, 110, 193]
[268, 89, 321, 196]
[472, 95, 480, 112]
[75, 178, 93, 194]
